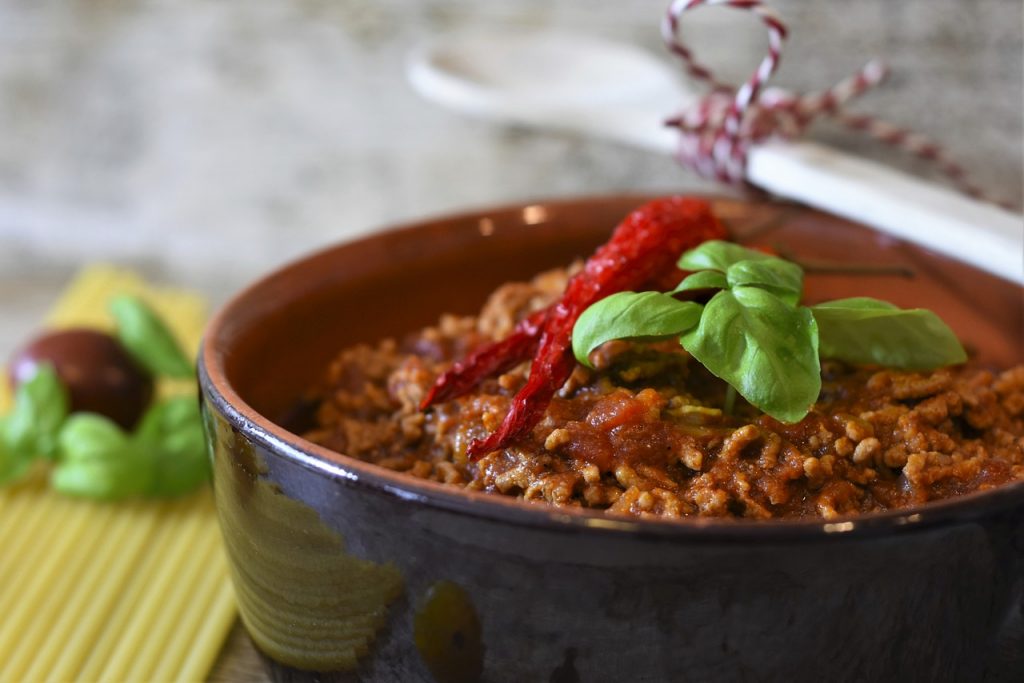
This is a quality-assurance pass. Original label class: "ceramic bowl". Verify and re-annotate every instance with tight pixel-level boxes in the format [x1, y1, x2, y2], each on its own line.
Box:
[198, 195, 1024, 683]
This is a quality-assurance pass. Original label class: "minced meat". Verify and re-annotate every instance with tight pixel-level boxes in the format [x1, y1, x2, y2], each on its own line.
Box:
[304, 268, 1024, 520]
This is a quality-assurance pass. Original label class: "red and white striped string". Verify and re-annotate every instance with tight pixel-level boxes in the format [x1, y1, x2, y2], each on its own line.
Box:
[662, 0, 1010, 208]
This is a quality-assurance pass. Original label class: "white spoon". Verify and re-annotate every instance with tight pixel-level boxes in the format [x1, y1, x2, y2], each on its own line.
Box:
[408, 31, 1024, 285]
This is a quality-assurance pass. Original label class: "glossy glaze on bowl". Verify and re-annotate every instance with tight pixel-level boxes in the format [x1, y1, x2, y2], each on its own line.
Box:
[200, 196, 1024, 682]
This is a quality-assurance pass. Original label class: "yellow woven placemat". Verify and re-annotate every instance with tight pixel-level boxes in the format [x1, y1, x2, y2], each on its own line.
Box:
[0, 266, 237, 683]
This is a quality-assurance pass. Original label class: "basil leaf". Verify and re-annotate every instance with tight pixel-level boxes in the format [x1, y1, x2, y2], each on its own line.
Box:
[811, 297, 967, 369]
[51, 451, 153, 500]
[3, 364, 68, 460]
[151, 427, 209, 496]
[57, 413, 129, 462]
[572, 292, 703, 367]
[726, 258, 803, 305]
[134, 397, 210, 495]
[134, 397, 179, 443]
[53, 413, 153, 499]
[110, 295, 194, 379]
[0, 425, 33, 485]
[677, 240, 772, 273]
[673, 270, 728, 294]
[134, 397, 201, 446]
[681, 288, 820, 423]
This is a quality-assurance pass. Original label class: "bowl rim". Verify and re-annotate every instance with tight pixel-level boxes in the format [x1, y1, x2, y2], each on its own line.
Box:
[199, 193, 1024, 543]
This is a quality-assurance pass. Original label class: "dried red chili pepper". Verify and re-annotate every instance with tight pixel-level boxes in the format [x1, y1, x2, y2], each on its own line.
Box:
[420, 308, 545, 407]
[421, 197, 726, 460]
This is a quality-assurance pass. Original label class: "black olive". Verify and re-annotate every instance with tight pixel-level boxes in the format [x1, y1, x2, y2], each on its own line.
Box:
[9, 328, 154, 430]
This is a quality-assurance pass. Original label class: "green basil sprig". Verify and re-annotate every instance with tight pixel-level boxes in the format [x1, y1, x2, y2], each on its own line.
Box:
[52, 397, 209, 500]
[572, 240, 966, 423]
[2, 296, 207, 498]
[52, 413, 154, 499]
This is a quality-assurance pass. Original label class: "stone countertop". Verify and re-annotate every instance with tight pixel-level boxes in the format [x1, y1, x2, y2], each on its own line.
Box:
[1, 0, 1021, 356]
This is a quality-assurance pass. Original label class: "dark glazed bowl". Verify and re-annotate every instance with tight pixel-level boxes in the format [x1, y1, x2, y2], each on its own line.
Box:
[199, 195, 1024, 683]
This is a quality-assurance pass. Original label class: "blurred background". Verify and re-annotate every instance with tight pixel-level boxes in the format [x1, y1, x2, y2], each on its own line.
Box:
[1, 0, 1021, 355]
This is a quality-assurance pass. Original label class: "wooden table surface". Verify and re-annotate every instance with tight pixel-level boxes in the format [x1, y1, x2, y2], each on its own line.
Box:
[210, 623, 270, 683]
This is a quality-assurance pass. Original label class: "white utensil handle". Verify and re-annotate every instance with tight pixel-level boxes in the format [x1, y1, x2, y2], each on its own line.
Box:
[406, 34, 1023, 285]
[747, 141, 1024, 285]
[433, 94, 1024, 285]
[579, 118, 1024, 285]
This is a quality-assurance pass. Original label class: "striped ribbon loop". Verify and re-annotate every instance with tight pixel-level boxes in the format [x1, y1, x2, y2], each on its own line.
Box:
[662, 0, 1009, 208]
